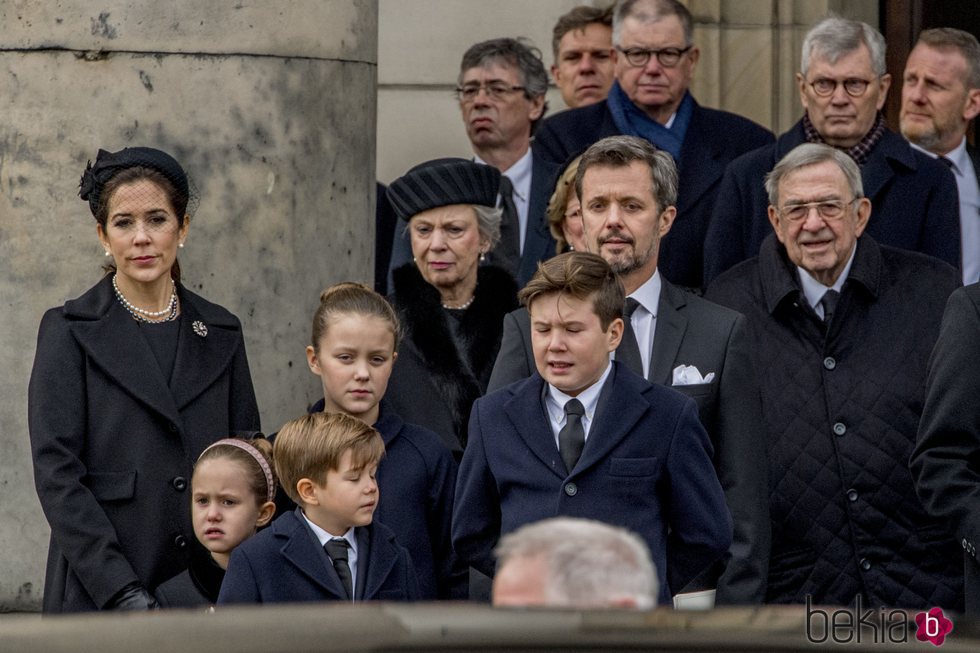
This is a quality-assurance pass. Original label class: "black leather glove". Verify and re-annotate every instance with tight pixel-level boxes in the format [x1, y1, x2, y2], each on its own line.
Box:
[106, 582, 159, 611]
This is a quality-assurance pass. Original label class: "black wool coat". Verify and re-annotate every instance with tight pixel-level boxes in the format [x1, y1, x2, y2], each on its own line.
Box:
[387, 264, 518, 458]
[706, 235, 963, 610]
[29, 275, 260, 612]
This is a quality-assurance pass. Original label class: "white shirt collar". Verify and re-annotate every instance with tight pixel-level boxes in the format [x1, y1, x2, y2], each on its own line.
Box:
[628, 269, 662, 317]
[910, 138, 968, 176]
[546, 359, 612, 427]
[301, 510, 358, 552]
[474, 148, 533, 203]
[797, 246, 856, 312]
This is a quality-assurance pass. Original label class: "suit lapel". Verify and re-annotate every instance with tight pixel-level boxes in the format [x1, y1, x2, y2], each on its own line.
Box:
[169, 291, 241, 410]
[650, 282, 688, 385]
[504, 376, 567, 480]
[518, 156, 558, 285]
[573, 365, 649, 474]
[279, 510, 348, 599]
[357, 525, 398, 601]
[675, 106, 723, 216]
[70, 296, 182, 427]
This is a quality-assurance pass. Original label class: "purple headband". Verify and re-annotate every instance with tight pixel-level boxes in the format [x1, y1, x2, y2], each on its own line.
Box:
[199, 438, 276, 503]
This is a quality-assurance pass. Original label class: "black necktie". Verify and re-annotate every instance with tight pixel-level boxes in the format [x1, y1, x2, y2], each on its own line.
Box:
[324, 538, 353, 599]
[938, 155, 954, 170]
[617, 298, 644, 376]
[495, 175, 521, 278]
[820, 289, 840, 325]
[559, 398, 586, 473]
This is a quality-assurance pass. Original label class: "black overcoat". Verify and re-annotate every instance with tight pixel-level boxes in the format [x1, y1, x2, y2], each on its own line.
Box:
[29, 275, 260, 612]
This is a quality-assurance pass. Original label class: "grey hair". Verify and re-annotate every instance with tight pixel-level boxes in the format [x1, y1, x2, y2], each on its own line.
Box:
[764, 143, 864, 207]
[802, 16, 887, 77]
[494, 517, 658, 609]
[916, 28, 980, 89]
[473, 204, 503, 249]
[613, 0, 694, 48]
[458, 38, 550, 132]
[575, 135, 678, 212]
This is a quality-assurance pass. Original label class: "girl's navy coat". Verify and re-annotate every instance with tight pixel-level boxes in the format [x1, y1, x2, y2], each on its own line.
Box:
[29, 275, 260, 612]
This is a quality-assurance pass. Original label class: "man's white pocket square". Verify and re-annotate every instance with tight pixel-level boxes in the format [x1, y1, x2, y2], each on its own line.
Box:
[672, 364, 715, 385]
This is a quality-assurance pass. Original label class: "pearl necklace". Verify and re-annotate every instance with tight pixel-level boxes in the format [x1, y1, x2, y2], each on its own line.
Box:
[442, 295, 475, 311]
[113, 274, 179, 323]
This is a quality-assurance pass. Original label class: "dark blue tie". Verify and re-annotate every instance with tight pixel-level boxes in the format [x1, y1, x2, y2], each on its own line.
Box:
[559, 398, 586, 473]
[324, 538, 353, 599]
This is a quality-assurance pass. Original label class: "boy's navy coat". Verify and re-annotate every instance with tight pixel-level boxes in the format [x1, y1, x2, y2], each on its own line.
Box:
[218, 509, 420, 604]
[452, 362, 732, 604]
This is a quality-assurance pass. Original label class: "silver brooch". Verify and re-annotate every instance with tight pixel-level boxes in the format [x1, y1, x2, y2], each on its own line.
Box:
[192, 320, 208, 337]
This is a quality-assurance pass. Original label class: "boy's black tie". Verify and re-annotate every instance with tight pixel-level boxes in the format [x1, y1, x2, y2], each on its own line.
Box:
[559, 398, 586, 473]
[324, 538, 353, 600]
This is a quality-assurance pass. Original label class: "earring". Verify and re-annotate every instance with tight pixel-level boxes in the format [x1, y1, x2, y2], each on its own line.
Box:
[104, 250, 110, 257]
[479, 251, 487, 263]
[179, 242, 185, 248]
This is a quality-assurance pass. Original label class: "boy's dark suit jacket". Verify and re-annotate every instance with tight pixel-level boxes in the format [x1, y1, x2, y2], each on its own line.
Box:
[217, 509, 420, 604]
[452, 362, 732, 605]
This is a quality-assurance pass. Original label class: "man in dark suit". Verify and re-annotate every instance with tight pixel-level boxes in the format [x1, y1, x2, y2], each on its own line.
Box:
[900, 27, 980, 284]
[912, 283, 980, 614]
[453, 251, 731, 605]
[488, 135, 769, 604]
[532, 0, 773, 289]
[704, 17, 961, 285]
[706, 143, 962, 609]
[389, 38, 559, 288]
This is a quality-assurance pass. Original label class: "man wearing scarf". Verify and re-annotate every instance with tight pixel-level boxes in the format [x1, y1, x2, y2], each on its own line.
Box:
[533, 0, 773, 291]
[703, 17, 960, 285]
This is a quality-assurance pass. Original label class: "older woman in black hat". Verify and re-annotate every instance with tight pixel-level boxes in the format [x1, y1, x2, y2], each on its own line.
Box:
[28, 147, 260, 613]
[386, 158, 519, 459]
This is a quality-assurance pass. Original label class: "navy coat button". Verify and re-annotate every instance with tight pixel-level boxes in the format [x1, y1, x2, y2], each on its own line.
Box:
[846, 489, 858, 502]
[823, 357, 836, 370]
[833, 422, 846, 436]
[168, 422, 178, 433]
[172, 476, 187, 491]
[564, 483, 578, 497]
[173, 534, 188, 549]
[859, 558, 871, 571]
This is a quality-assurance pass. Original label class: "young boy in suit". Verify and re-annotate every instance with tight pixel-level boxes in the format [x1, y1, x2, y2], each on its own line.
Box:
[452, 252, 731, 605]
[218, 412, 420, 604]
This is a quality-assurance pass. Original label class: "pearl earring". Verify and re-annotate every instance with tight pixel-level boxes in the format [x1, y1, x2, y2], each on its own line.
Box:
[179, 242, 185, 248]
[104, 250, 110, 257]
[479, 251, 487, 263]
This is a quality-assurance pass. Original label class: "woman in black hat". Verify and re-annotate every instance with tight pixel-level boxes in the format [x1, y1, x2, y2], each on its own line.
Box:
[28, 147, 261, 612]
[385, 158, 519, 459]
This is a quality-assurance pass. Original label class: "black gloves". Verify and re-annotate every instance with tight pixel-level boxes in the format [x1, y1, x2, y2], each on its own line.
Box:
[106, 582, 159, 611]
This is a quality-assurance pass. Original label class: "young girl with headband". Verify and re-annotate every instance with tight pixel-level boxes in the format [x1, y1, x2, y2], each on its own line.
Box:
[155, 437, 276, 608]
[300, 282, 467, 599]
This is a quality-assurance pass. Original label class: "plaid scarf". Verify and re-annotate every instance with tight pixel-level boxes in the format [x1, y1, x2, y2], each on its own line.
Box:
[802, 111, 886, 165]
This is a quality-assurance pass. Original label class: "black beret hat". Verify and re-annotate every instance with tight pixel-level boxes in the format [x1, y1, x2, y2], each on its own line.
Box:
[386, 158, 501, 222]
[79, 146, 190, 217]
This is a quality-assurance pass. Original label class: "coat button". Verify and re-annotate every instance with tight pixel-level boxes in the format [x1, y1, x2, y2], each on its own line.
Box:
[833, 422, 847, 436]
[564, 483, 578, 497]
[846, 489, 858, 502]
[859, 558, 871, 571]
[168, 422, 178, 433]
[173, 534, 188, 549]
[823, 357, 836, 370]
[172, 476, 187, 492]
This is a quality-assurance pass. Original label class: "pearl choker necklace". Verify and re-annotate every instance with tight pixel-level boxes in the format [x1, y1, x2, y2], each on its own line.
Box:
[113, 274, 179, 322]
[442, 296, 475, 310]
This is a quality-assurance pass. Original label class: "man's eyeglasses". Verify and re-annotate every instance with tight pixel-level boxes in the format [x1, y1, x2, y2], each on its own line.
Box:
[455, 83, 526, 102]
[807, 78, 873, 97]
[777, 198, 859, 222]
[616, 46, 692, 68]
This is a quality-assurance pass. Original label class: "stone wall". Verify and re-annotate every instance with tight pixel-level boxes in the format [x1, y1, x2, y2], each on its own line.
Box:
[0, 0, 377, 611]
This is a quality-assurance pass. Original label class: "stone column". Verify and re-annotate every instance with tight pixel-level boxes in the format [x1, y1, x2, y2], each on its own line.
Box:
[0, 0, 377, 610]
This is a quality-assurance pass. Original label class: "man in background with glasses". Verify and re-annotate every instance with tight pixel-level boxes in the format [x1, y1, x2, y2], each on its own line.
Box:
[388, 38, 559, 288]
[706, 142, 963, 610]
[705, 17, 960, 286]
[533, 0, 773, 291]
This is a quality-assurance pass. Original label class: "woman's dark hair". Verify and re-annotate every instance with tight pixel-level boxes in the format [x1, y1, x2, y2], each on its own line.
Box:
[96, 166, 189, 283]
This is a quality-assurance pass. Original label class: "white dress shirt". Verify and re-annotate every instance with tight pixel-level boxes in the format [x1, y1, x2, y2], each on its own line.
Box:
[615, 270, 662, 378]
[302, 511, 359, 601]
[797, 247, 856, 319]
[476, 149, 533, 253]
[546, 362, 612, 448]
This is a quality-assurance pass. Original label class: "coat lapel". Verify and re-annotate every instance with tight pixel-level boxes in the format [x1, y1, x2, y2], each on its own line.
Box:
[357, 525, 398, 601]
[169, 289, 242, 411]
[518, 156, 559, 285]
[676, 104, 724, 217]
[573, 364, 649, 474]
[861, 130, 911, 202]
[67, 278, 182, 427]
[279, 510, 347, 599]
[650, 282, 689, 385]
[504, 375, 567, 480]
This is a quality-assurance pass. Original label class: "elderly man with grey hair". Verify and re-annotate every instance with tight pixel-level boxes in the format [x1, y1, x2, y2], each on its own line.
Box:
[704, 16, 960, 285]
[492, 518, 658, 609]
[705, 142, 962, 610]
